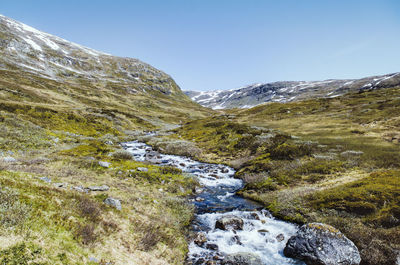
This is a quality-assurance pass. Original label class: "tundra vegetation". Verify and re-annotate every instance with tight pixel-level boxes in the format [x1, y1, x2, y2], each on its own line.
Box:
[172, 86, 400, 265]
[0, 64, 212, 264]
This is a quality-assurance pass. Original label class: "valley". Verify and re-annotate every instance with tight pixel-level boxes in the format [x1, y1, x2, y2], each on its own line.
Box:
[0, 14, 399, 265]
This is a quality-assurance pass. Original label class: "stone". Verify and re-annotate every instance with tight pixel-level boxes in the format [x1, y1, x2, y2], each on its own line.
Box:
[222, 252, 263, 265]
[137, 167, 148, 172]
[195, 187, 204, 194]
[73, 185, 88, 193]
[89, 257, 99, 263]
[284, 223, 361, 265]
[215, 215, 244, 231]
[3, 156, 16, 162]
[98, 161, 110, 168]
[39, 177, 51, 183]
[340, 150, 364, 157]
[249, 212, 260, 220]
[205, 243, 219, 251]
[231, 235, 242, 245]
[276, 233, 285, 242]
[54, 183, 68, 188]
[194, 232, 207, 246]
[221, 168, 229, 173]
[104, 197, 121, 210]
[195, 197, 205, 202]
[88, 185, 109, 191]
[258, 229, 269, 234]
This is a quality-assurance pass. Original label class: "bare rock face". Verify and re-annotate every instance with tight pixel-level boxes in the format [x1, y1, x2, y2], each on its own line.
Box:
[215, 215, 244, 231]
[284, 223, 361, 265]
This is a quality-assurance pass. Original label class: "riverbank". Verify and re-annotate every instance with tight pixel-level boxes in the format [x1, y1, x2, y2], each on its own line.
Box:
[170, 87, 400, 265]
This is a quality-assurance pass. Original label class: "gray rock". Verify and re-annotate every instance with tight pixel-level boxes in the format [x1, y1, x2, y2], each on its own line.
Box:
[104, 197, 121, 210]
[222, 252, 263, 265]
[221, 168, 229, 173]
[137, 167, 148, 172]
[194, 232, 207, 246]
[205, 243, 218, 251]
[3, 156, 16, 162]
[98, 161, 110, 168]
[54, 183, 68, 188]
[39, 177, 51, 183]
[72, 185, 88, 193]
[276, 233, 285, 242]
[340, 150, 364, 157]
[88, 185, 109, 191]
[284, 223, 361, 265]
[89, 257, 99, 263]
[105, 140, 113, 145]
[215, 215, 244, 231]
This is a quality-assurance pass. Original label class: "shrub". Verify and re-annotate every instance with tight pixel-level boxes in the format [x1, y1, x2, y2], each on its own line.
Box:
[76, 196, 101, 222]
[269, 142, 313, 160]
[75, 223, 97, 245]
[0, 188, 30, 229]
[111, 150, 133, 160]
[0, 243, 44, 265]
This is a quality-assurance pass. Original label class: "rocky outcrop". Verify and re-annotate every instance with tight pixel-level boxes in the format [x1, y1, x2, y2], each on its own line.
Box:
[284, 223, 361, 265]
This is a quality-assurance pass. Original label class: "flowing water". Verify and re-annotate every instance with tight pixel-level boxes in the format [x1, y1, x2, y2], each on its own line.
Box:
[124, 140, 303, 265]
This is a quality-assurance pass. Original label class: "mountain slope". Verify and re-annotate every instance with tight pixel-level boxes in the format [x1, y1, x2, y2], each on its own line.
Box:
[0, 14, 211, 129]
[186, 73, 400, 109]
[0, 15, 210, 264]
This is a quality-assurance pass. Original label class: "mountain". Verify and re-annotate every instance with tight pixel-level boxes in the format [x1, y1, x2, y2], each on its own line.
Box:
[185, 73, 400, 109]
[0, 14, 210, 129]
[0, 15, 212, 264]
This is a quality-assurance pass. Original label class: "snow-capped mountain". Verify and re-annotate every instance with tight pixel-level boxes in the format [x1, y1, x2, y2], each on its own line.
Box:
[186, 73, 400, 109]
[0, 14, 181, 96]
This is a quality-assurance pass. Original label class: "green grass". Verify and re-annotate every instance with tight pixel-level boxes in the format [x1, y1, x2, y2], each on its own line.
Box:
[172, 86, 400, 265]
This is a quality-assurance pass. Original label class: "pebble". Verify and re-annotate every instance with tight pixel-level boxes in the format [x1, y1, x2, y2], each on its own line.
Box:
[98, 161, 110, 168]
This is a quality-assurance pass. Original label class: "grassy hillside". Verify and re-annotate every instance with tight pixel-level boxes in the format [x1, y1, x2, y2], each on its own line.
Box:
[0, 56, 214, 264]
[173, 86, 400, 265]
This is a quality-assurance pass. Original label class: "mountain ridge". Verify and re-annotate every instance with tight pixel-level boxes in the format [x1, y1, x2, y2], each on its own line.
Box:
[0, 14, 210, 129]
[185, 72, 400, 109]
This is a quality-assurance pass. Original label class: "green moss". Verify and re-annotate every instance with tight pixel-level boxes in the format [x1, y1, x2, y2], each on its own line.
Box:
[309, 170, 400, 219]
[59, 140, 111, 157]
[0, 242, 46, 265]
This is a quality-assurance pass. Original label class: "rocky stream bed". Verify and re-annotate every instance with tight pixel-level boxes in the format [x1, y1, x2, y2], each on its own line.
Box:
[123, 140, 361, 265]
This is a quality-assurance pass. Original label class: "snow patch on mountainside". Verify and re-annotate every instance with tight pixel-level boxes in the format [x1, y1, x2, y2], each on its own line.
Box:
[185, 73, 400, 109]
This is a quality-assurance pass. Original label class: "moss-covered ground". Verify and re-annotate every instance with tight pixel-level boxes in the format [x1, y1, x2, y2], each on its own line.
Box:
[172, 87, 400, 265]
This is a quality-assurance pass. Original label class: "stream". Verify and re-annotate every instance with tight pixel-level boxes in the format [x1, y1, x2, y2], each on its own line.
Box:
[124, 140, 303, 265]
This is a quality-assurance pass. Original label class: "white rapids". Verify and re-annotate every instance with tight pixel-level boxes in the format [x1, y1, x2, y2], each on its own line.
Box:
[124, 140, 303, 265]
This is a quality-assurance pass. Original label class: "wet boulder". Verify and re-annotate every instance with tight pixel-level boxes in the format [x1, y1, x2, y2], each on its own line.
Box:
[222, 252, 263, 265]
[215, 215, 244, 231]
[205, 243, 219, 251]
[284, 223, 361, 265]
[194, 232, 207, 247]
[276, 233, 285, 242]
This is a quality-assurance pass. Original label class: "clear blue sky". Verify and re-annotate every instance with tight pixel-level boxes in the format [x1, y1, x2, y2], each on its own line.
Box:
[2, 0, 400, 91]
